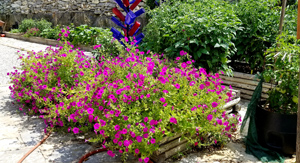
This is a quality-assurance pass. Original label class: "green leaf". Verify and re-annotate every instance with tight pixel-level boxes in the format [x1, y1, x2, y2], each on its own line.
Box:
[199, 48, 209, 55]
[196, 50, 202, 58]
[189, 39, 199, 45]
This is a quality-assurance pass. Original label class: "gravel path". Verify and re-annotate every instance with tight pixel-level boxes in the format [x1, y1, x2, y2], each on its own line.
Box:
[0, 37, 296, 163]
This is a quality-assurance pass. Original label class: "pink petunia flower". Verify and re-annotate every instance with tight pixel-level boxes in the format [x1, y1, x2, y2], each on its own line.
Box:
[136, 136, 143, 142]
[73, 127, 79, 134]
[170, 117, 177, 124]
[174, 83, 180, 89]
[94, 123, 100, 130]
[181, 62, 187, 69]
[107, 150, 115, 157]
[144, 157, 150, 163]
[189, 81, 195, 86]
[114, 125, 120, 131]
[124, 140, 130, 147]
[207, 114, 213, 121]
[150, 138, 156, 144]
[212, 102, 218, 108]
[144, 117, 148, 123]
[160, 97, 166, 103]
[87, 108, 94, 114]
[199, 84, 205, 90]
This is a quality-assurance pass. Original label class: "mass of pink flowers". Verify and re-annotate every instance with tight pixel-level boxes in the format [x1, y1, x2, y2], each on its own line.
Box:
[8, 29, 240, 162]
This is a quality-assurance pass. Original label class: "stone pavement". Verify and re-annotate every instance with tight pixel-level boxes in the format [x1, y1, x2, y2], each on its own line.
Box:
[0, 37, 295, 163]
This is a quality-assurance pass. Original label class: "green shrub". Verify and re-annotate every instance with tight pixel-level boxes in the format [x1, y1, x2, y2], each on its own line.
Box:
[35, 19, 52, 34]
[40, 25, 61, 40]
[67, 24, 122, 58]
[232, 0, 297, 71]
[18, 18, 52, 34]
[140, 0, 242, 74]
[10, 29, 20, 33]
[19, 19, 36, 33]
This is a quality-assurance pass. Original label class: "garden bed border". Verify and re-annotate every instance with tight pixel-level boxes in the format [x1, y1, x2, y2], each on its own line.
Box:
[4, 32, 93, 52]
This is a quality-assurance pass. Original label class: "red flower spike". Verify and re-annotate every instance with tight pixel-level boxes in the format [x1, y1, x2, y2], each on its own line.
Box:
[130, 0, 141, 10]
[128, 21, 140, 36]
[112, 7, 125, 22]
[123, 0, 130, 7]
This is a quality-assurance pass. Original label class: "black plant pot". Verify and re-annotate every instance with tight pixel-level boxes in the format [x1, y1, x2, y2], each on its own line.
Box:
[255, 101, 297, 155]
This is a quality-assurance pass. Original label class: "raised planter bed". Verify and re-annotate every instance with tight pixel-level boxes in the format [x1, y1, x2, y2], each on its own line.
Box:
[4, 32, 93, 52]
[220, 71, 275, 100]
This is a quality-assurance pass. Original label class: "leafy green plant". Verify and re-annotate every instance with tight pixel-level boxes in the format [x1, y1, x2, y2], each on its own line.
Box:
[67, 24, 122, 57]
[263, 33, 300, 114]
[140, 0, 242, 74]
[18, 18, 52, 34]
[40, 25, 61, 40]
[18, 19, 36, 33]
[232, 0, 297, 72]
[10, 29, 20, 33]
[8, 29, 240, 162]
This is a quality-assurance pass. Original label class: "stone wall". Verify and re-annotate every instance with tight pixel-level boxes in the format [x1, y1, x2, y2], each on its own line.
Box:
[0, 0, 147, 31]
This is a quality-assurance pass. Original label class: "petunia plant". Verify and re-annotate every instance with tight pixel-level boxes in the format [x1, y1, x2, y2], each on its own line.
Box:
[8, 28, 240, 162]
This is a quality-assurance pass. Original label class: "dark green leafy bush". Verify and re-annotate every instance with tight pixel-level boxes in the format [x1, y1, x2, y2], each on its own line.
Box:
[232, 0, 297, 71]
[141, 0, 242, 73]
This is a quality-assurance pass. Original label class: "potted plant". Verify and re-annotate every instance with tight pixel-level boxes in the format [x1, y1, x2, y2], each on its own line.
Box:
[255, 33, 299, 155]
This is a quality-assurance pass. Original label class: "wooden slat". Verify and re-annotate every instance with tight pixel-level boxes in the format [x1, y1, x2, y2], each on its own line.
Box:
[164, 142, 188, 160]
[232, 71, 259, 80]
[240, 94, 252, 100]
[158, 133, 183, 145]
[227, 86, 269, 99]
[240, 93, 267, 100]
[155, 137, 188, 155]
[220, 75, 274, 89]
[221, 80, 269, 93]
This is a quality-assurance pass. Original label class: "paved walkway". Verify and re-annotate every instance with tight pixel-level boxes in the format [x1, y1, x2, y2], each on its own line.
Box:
[0, 37, 295, 163]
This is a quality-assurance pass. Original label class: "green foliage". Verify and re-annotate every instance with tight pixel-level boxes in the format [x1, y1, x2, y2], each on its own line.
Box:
[232, 0, 297, 70]
[263, 33, 300, 114]
[141, 0, 242, 73]
[10, 29, 20, 33]
[35, 19, 52, 33]
[40, 25, 61, 40]
[18, 19, 36, 33]
[67, 24, 122, 57]
[145, 0, 157, 10]
[18, 19, 52, 33]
